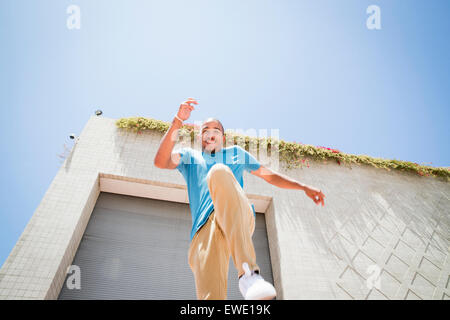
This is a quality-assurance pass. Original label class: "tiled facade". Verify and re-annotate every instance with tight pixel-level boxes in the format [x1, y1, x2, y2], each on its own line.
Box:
[0, 115, 449, 299]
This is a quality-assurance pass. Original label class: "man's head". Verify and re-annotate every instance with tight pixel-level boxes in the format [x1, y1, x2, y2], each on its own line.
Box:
[199, 117, 225, 153]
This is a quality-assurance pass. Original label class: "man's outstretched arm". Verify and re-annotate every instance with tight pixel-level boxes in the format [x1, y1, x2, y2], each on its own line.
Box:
[250, 165, 325, 206]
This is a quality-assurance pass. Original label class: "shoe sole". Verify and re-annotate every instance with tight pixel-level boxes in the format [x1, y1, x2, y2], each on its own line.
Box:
[246, 292, 276, 300]
[260, 294, 276, 300]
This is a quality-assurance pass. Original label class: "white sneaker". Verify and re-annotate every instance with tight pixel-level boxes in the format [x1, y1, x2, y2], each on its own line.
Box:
[239, 262, 276, 300]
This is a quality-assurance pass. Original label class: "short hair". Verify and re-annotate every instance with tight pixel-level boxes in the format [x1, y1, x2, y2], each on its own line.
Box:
[201, 117, 225, 135]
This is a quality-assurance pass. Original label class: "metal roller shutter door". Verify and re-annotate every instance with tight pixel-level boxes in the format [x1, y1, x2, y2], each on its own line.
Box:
[58, 192, 274, 300]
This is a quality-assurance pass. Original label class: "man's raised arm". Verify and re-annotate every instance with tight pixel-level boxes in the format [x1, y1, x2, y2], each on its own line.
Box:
[153, 98, 198, 169]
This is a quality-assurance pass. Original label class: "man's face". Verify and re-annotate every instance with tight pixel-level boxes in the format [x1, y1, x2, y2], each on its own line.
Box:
[199, 120, 225, 153]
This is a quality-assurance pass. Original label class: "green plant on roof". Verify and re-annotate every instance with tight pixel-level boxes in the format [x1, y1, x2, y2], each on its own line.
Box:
[115, 117, 450, 182]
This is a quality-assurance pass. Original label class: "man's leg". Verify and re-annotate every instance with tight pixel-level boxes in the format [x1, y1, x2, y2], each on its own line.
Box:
[206, 163, 260, 278]
[188, 210, 230, 300]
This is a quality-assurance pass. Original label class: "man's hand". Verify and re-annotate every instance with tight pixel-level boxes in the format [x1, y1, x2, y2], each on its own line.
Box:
[304, 186, 325, 206]
[154, 97, 198, 169]
[177, 97, 198, 121]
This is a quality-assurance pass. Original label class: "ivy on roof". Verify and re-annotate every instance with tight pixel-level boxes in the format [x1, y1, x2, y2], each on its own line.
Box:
[115, 117, 450, 182]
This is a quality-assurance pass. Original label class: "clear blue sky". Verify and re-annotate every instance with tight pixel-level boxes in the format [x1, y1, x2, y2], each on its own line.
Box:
[0, 0, 449, 266]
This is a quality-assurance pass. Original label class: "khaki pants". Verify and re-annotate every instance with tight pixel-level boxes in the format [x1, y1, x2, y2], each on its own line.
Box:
[188, 163, 260, 300]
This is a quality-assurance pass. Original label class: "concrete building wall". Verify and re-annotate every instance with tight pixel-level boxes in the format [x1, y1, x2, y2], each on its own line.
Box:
[0, 115, 449, 299]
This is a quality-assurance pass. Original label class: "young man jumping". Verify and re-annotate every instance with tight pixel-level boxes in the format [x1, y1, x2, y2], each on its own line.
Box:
[154, 97, 325, 300]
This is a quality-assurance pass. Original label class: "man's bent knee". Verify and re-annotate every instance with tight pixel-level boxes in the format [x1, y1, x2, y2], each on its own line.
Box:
[206, 163, 233, 184]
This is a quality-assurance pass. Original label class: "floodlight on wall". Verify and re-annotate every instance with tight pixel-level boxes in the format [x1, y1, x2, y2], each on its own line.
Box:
[69, 133, 80, 143]
[95, 110, 103, 116]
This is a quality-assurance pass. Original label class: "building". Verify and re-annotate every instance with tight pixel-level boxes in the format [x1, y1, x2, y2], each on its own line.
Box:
[0, 115, 449, 299]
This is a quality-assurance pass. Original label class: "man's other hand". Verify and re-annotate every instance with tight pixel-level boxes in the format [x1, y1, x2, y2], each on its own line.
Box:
[304, 186, 325, 206]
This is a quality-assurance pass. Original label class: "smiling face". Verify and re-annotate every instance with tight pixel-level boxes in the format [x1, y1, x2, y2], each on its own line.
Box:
[199, 118, 225, 153]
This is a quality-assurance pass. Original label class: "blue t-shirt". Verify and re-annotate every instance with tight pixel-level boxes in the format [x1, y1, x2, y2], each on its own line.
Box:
[175, 145, 261, 241]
